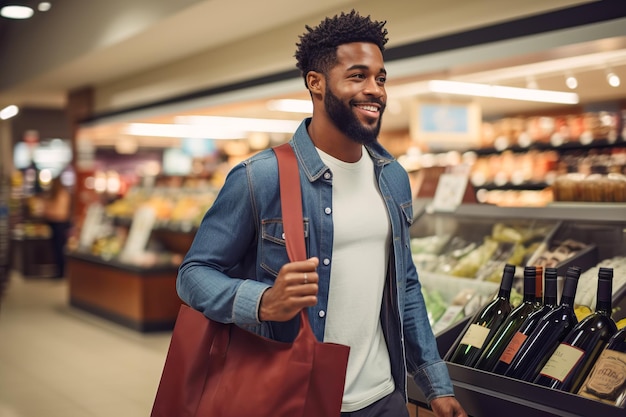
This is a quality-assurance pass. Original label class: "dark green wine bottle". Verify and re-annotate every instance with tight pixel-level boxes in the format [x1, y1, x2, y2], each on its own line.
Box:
[491, 267, 558, 375]
[447, 264, 515, 367]
[474, 266, 538, 371]
[502, 266, 581, 381]
[534, 267, 618, 392]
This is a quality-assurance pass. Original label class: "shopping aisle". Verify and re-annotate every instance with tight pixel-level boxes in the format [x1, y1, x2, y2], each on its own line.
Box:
[0, 271, 171, 417]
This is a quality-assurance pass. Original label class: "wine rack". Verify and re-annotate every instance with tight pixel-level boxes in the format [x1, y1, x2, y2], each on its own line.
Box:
[408, 202, 626, 415]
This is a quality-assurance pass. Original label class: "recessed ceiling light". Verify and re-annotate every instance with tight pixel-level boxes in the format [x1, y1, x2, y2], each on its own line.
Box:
[0, 5, 34, 19]
[606, 71, 621, 87]
[565, 74, 578, 89]
[38, 2, 52, 12]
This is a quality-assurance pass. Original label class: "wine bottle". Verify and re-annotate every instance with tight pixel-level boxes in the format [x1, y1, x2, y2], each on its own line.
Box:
[534, 266, 544, 308]
[474, 266, 538, 371]
[491, 267, 558, 375]
[578, 325, 626, 407]
[534, 267, 618, 392]
[447, 264, 515, 367]
[501, 266, 581, 381]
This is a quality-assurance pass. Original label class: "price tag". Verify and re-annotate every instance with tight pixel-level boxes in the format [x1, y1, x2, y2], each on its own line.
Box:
[120, 206, 156, 262]
[79, 203, 105, 250]
[431, 173, 468, 212]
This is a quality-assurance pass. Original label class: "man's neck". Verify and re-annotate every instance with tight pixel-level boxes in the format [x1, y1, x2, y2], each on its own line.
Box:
[307, 117, 363, 163]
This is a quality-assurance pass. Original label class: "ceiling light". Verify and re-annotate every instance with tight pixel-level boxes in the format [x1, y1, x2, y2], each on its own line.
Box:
[124, 123, 247, 139]
[0, 5, 34, 19]
[0, 105, 19, 120]
[266, 99, 313, 113]
[124, 116, 301, 140]
[177, 115, 301, 133]
[38, 2, 52, 12]
[606, 70, 621, 87]
[565, 73, 578, 89]
[427, 80, 579, 105]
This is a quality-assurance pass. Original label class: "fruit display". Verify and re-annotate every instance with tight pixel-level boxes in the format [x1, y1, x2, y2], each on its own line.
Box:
[104, 185, 218, 228]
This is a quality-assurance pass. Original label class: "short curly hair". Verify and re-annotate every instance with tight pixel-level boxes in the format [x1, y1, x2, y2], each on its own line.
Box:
[295, 10, 388, 87]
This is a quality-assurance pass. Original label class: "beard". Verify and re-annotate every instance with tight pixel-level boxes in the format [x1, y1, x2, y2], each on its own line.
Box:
[324, 85, 385, 145]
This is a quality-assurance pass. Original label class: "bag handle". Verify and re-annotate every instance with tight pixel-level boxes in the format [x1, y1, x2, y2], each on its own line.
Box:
[274, 143, 306, 263]
[273, 143, 318, 337]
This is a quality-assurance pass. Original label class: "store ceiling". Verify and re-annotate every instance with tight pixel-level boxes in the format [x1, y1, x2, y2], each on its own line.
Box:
[1, 0, 625, 136]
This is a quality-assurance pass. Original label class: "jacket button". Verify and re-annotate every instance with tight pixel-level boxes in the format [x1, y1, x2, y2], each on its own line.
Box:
[318, 310, 326, 318]
[323, 258, 330, 266]
[324, 207, 332, 214]
[324, 172, 332, 180]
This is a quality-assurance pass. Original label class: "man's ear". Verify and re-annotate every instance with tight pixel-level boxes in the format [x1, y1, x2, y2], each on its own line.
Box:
[306, 71, 324, 96]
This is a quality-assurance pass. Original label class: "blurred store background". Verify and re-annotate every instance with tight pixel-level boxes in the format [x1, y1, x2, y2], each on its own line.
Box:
[0, 1, 625, 416]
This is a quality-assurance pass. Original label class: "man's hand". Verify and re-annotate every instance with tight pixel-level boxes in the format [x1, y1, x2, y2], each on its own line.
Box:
[430, 396, 468, 417]
[259, 257, 319, 322]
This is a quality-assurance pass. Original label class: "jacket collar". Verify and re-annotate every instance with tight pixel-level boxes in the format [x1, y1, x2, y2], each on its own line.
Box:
[290, 118, 395, 183]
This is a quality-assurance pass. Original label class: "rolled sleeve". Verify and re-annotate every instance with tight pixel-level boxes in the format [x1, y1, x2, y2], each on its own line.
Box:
[411, 359, 454, 402]
[233, 279, 271, 324]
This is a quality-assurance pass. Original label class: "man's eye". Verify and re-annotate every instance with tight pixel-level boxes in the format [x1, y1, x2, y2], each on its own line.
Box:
[377, 76, 387, 84]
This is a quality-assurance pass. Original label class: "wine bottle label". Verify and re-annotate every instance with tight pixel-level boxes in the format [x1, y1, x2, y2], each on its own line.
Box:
[539, 343, 584, 382]
[578, 349, 626, 405]
[499, 332, 528, 364]
[459, 323, 490, 349]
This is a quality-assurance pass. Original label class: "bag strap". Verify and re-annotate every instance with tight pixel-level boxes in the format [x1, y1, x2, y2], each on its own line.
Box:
[273, 143, 306, 263]
[274, 142, 317, 334]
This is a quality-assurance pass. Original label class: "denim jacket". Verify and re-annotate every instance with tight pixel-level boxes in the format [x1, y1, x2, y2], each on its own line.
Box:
[177, 118, 454, 402]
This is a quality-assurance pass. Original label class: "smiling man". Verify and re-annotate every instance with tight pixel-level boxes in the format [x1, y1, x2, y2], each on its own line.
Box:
[177, 10, 466, 417]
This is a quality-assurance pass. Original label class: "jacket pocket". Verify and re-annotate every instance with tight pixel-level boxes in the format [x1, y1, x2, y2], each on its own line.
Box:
[260, 218, 309, 276]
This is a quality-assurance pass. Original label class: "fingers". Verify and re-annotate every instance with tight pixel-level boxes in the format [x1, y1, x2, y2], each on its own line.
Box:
[259, 257, 319, 322]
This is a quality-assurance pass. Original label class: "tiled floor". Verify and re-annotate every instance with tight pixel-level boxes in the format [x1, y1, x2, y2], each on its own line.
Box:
[0, 271, 171, 417]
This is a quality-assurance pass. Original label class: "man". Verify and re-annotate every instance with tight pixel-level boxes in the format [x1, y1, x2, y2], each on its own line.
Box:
[177, 10, 467, 417]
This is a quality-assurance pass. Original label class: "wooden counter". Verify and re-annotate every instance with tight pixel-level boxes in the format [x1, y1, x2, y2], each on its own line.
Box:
[67, 252, 182, 332]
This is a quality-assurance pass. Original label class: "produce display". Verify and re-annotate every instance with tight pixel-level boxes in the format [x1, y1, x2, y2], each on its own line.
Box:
[575, 256, 626, 309]
[78, 183, 218, 266]
[411, 221, 552, 282]
[105, 185, 218, 227]
[533, 238, 588, 268]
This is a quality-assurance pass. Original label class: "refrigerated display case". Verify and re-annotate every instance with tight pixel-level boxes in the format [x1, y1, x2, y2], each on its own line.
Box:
[408, 202, 626, 416]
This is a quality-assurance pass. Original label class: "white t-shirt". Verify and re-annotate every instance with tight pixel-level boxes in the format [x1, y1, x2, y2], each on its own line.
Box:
[317, 146, 394, 412]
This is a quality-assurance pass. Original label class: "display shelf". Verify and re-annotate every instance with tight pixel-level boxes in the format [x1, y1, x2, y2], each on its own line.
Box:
[67, 251, 181, 332]
[408, 202, 626, 416]
[473, 181, 549, 191]
[408, 362, 625, 417]
[408, 313, 625, 417]
[475, 137, 624, 155]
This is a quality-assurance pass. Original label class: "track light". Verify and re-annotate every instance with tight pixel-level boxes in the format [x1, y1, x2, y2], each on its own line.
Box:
[0, 5, 34, 19]
[606, 69, 621, 88]
[565, 73, 578, 89]
[427, 80, 579, 104]
[38, 2, 52, 12]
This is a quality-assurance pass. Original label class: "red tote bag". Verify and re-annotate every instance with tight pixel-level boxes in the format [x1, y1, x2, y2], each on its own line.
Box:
[151, 143, 349, 417]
